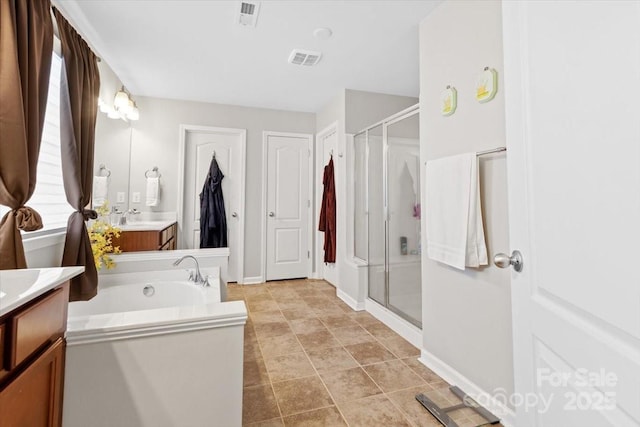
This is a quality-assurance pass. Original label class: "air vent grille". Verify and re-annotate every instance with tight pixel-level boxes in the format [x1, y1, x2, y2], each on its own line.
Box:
[238, 2, 260, 27]
[288, 49, 322, 67]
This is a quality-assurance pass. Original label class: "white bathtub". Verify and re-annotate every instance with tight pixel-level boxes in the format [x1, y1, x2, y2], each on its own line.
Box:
[63, 254, 247, 427]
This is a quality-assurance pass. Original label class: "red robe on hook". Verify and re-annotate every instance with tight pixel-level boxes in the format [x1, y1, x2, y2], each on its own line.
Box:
[318, 156, 336, 263]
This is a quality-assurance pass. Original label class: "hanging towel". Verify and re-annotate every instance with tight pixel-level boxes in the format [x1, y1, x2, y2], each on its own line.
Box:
[425, 153, 488, 270]
[318, 156, 336, 263]
[93, 176, 108, 207]
[145, 177, 160, 207]
[200, 157, 227, 248]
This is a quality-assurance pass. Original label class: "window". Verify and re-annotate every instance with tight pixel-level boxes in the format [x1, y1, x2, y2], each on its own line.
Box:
[0, 52, 73, 234]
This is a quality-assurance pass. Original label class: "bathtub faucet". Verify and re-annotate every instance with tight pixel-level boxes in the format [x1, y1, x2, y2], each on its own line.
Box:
[172, 255, 210, 287]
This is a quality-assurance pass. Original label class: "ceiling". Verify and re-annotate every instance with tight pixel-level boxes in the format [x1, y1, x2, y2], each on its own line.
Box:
[54, 1, 440, 112]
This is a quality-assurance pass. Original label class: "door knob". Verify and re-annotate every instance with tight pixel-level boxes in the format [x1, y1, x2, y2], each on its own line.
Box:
[231, 212, 238, 218]
[268, 212, 275, 217]
[493, 250, 523, 272]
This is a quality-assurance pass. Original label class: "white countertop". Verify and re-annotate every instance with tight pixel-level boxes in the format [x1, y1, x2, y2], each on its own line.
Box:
[0, 267, 84, 317]
[118, 220, 176, 232]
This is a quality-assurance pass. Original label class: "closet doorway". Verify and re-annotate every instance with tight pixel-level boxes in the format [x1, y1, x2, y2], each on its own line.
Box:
[261, 131, 313, 281]
[354, 106, 421, 327]
[178, 125, 246, 283]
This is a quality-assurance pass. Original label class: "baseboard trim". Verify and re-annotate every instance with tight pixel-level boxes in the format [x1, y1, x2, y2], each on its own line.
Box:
[364, 298, 422, 348]
[419, 349, 516, 427]
[337, 289, 365, 311]
[242, 276, 264, 285]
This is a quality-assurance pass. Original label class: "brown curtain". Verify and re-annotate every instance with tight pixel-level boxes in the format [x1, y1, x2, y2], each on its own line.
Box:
[54, 9, 100, 301]
[0, 0, 53, 269]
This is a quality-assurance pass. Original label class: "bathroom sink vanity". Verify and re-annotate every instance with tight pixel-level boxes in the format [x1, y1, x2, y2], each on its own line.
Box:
[0, 267, 84, 427]
[112, 220, 177, 252]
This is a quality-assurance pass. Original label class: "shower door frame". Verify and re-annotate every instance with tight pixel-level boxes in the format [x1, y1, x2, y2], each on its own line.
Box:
[355, 104, 422, 328]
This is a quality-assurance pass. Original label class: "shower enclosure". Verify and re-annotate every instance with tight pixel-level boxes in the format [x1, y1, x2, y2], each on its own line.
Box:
[354, 105, 421, 327]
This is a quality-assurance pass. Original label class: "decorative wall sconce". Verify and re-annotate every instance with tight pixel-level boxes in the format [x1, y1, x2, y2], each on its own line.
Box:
[440, 85, 457, 116]
[476, 67, 498, 103]
[98, 85, 139, 121]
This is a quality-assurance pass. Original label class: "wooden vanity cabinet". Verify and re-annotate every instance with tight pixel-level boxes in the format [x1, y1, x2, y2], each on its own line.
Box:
[114, 221, 177, 252]
[0, 282, 69, 427]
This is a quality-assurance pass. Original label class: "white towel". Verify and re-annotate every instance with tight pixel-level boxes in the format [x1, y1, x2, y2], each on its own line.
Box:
[145, 177, 160, 207]
[425, 153, 488, 270]
[93, 176, 108, 207]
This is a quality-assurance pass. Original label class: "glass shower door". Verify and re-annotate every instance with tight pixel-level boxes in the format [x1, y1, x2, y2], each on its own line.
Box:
[386, 112, 422, 326]
[367, 124, 385, 305]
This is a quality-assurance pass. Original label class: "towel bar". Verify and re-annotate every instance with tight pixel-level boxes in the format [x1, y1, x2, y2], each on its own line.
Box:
[145, 166, 161, 178]
[98, 164, 111, 177]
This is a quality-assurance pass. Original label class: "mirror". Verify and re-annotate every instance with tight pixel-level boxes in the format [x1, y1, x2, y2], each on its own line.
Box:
[93, 112, 132, 212]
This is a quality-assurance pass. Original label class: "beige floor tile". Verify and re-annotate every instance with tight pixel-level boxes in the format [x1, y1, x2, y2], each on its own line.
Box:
[318, 313, 359, 329]
[379, 335, 421, 358]
[244, 338, 262, 361]
[296, 329, 341, 352]
[243, 384, 281, 425]
[244, 358, 270, 387]
[339, 394, 412, 426]
[272, 375, 334, 416]
[254, 321, 293, 339]
[282, 406, 346, 426]
[280, 308, 315, 321]
[349, 311, 381, 326]
[320, 367, 382, 403]
[251, 311, 287, 324]
[306, 347, 359, 373]
[344, 341, 396, 366]
[387, 386, 442, 427]
[264, 352, 316, 383]
[363, 322, 398, 339]
[276, 300, 310, 311]
[402, 358, 449, 386]
[363, 359, 426, 392]
[245, 417, 284, 427]
[249, 299, 281, 313]
[312, 304, 346, 316]
[330, 325, 376, 346]
[289, 318, 327, 334]
[259, 333, 304, 358]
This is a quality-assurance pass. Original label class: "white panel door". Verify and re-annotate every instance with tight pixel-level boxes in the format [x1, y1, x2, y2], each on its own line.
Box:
[183, 127, 246, 282]
[265, 133, 311, 281]
[502, 2, 640, 426]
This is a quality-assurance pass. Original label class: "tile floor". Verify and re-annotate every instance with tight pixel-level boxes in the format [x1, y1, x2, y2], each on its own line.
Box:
[229, 279, 498, 427]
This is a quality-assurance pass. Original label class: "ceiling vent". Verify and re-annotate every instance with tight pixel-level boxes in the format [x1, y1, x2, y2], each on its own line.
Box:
[237, 1, 260, 27]
[288, 49, 322, 67]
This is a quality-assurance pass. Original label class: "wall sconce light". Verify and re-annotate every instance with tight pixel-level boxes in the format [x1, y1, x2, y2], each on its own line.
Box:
[98, 86, 140, 121]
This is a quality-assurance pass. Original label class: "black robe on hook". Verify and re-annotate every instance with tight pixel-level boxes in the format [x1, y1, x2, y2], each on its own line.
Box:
[200, 156, 228, 248]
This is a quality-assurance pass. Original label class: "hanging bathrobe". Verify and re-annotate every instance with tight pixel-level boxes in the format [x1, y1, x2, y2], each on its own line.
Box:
[318, 156, 336, 263]
[200, 157, 228, 248]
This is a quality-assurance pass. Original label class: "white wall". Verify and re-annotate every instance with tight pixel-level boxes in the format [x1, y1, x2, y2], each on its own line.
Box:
[419, 0, 514, 405]
[126, 97, 315, 280]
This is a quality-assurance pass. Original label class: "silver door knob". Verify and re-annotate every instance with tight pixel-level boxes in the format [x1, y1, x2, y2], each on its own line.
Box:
[231, 212, 238, 218]
[268, 212, 275, 217]
[493, 250, 523, 272]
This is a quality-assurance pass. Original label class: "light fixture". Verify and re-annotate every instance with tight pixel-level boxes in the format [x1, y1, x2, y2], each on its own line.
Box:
[127, 102, 139, 121]
[102, 85, 140, 121]
[113, 86, 129, 109]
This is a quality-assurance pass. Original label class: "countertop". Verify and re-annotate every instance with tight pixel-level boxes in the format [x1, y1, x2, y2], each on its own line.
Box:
[118, 220, 176, 232]
[0, 266, 84, 317]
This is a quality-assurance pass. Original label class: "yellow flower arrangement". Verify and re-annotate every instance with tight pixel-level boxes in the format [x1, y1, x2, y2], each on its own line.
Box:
[89, 203, 122, 270]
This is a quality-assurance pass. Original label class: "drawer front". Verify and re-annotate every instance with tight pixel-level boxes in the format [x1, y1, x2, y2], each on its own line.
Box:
[10, 287, 67, 369]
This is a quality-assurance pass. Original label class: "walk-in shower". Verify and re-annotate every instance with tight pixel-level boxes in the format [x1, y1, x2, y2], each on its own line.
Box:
[354, 105, 421, 327]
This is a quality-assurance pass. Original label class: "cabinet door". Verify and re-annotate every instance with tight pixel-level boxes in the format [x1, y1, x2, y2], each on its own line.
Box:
[0, 338, 65, 427]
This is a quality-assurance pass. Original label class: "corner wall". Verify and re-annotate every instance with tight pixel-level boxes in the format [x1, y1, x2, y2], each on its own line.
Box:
[419, 0, 514, 411]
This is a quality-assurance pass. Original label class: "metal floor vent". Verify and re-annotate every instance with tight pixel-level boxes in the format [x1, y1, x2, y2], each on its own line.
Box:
[288, 49, 322, 66]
